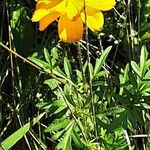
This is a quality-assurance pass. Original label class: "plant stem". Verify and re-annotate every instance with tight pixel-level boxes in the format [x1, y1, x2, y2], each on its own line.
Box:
[56, 83, 88, 142]
[0, 42, 76, 87]
[0, 42, 42, 70]
[83, 0, 98, 141]
[124, 130, 132, 150]
[77, 41, 85, 83]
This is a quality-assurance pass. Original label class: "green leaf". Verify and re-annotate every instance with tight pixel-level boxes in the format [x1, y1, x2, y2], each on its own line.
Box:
[28, 57, 50, 69]
[141, 32, 150, 40]
[140, 46, 148, 76]
[53, 67, 75, 85]
[93, 70, 107, 79]
[102, 107, 125, 116]
[44, 118, 70, 132]
[53, 106, 68, 116]
[53, 67, 67, 79]
[44, 79, 57, 90]
[76, 70, 82, 82]
[62, 121, 74, 150]
[127, 108, 144, 127]
[96, 117, 108, 130]
[119, 64, 129, 95]
[141, 103, 150, 109]
[72, 130, 83, 149]
[83, 61, 88, 74]
[89, 63, 94, 80]
[10, 7, 34, 54]
[64, 85, 76, 106]
[141, 23, 150, 33]
[1, 113, 45, 150]
[44, 48, 51, 64]
[139, 82, 150, 95]
[93, 81, 105, 87]
[52, 99, 66, 107]
[36, 102, 52, 110]
[56, 121, 74, 150]
[51, 47, 59, 59]
[94, 46, 112, 77]
[146, 60, 150, 71]
[131, 61, 141, 77]
[51, 130, 64, 140]
[119, 64, 129, 85]
[144, 70, 150, 79]
[123, 63, 130, 82]
[108, 111, 127, 131]
[64, 57, 73, 80]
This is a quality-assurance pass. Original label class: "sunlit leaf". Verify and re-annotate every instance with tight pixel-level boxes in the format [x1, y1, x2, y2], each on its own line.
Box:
[44, 118, 70, 132]
[131, 61, 141, 77]
[94, 46, 112, 77]
[64, 57, 73, 80]
[1, 113, 45, 150]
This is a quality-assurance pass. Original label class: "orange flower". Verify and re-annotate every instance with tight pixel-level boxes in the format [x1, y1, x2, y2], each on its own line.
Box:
[32, 0, 116, 42]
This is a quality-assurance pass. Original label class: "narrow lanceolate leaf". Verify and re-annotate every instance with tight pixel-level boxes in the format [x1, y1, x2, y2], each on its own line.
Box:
[11, 7, 34, 52]
[141, 103, 150, 109]
[140, 46, 148, 76]
[93, 46, 112, 77]
[141, 32, 150, 40]
[62, 121, 74, 150]
[131, 61, 141, 77]
[44, 79, 58, 90]
[1, 113, 45, 150]
[123, 63, 129, 82]
[44, 118, 70, 132]
[72, 130, 83, 149]
[53, 67, 75, 85]
[62, 130, 72, 149]
[64, 57, 73, 80]
[44, 48, 51, 64]
[56, 121, 74, 150]
[28, 57, 50, 69]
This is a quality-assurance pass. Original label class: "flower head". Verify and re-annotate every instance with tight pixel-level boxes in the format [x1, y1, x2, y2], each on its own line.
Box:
[32, 0, 116, 42]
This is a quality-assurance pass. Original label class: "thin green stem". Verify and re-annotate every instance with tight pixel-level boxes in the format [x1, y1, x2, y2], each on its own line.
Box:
[6, 2, 16, 106]
[137, 0, 141, 53]
[0, 42, 77, 87]
[77, 41, 85, 83]
[124, 130, 132, 150]
[56, 83, 88, 142]
[17, 115, 32, 150]
[123, 0, 131, 62]
[83, 0, 98, 141]
[29, 130, 47, 150]
[0, 42, 42, 70]
[128, 1, 135, 59]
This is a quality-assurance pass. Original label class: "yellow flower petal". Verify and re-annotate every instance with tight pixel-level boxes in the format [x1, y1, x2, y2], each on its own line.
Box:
[53, 0, 84, 20]
[86, 6, 99, 15]
[66, 0, 84, 20]
[51, 1, 66, 14]
[36, 0, 62, 9]
[58, 15, 83, 42]
[86, 0, 116, 11]
[32, 9, 51, 22]
[39, 12, 60, 31]
[81, 12, 104, 31]
[32, 0, 115, 42]
[32, 0, 62, 22]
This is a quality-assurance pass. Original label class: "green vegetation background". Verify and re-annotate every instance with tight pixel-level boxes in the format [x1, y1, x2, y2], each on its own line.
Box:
[1, 0, 150, 149]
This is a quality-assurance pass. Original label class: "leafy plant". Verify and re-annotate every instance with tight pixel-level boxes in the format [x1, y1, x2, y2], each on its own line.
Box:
[1, 0, 150, 149]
